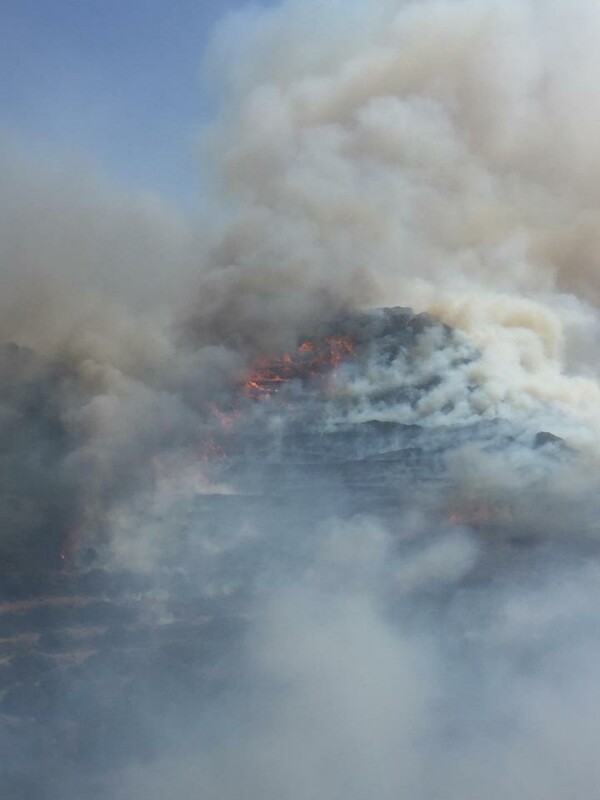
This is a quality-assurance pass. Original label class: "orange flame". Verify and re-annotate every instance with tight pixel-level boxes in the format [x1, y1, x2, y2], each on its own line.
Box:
[243, 336, 355, 398]
[210, 406, 242, 435]
[297, 342, 314, 354]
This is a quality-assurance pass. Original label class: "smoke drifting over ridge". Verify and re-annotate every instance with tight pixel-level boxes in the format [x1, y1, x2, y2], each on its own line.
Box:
[4, 1, 600, 798]
[197, 0, 600, 438]
[5, 0, 600, 437]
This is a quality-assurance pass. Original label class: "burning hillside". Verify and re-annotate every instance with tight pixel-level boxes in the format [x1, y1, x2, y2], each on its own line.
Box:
[6, 0, 600, 798]
[243, 336, 355, 398]
[0, 303, 595, 799]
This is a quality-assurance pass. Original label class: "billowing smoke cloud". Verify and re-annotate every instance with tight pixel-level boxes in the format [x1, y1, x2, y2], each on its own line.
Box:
[4, 1, 600, 799]
[0, 141, 244, 562]
[195, 0, 600, 438]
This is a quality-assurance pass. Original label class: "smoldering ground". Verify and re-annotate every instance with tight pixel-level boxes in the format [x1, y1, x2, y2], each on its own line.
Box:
[4, 0, 600, 798]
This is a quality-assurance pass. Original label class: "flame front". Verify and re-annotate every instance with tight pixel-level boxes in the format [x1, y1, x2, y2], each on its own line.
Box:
[243, 336, 355, 399]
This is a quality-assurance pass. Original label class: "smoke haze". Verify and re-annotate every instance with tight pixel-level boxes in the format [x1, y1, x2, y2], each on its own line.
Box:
[200, 0, 600, 436]
[4, 1, 600, 798]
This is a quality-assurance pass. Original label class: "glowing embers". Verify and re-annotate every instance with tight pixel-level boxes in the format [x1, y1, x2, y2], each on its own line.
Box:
[243, 336, 355, 399]
[447, 501, 513, 531]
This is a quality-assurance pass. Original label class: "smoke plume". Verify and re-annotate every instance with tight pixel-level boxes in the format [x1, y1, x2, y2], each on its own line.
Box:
[3, 1, 600, 798]
[196, 0, 600, 439]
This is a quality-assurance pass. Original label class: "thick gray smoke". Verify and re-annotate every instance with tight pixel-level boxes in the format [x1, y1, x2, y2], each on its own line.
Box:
[3, 1, 600, 798]
[197, 0, 600, 442]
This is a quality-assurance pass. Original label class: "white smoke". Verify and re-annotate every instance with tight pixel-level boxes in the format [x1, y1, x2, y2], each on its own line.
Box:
[5, 2, 600, 798]
[196, 0, 600, 442]
[112, 512, 600, 800]
[111, 2, 600, 796]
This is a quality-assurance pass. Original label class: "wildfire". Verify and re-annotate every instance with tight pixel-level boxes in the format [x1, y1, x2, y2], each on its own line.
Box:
[448, 502, 513, 530]
[243, 336, 355, 398]
[210, 406, 242, 435]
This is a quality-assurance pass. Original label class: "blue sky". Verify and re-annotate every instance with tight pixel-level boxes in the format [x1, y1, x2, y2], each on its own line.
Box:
[0, 0, 257, 209]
